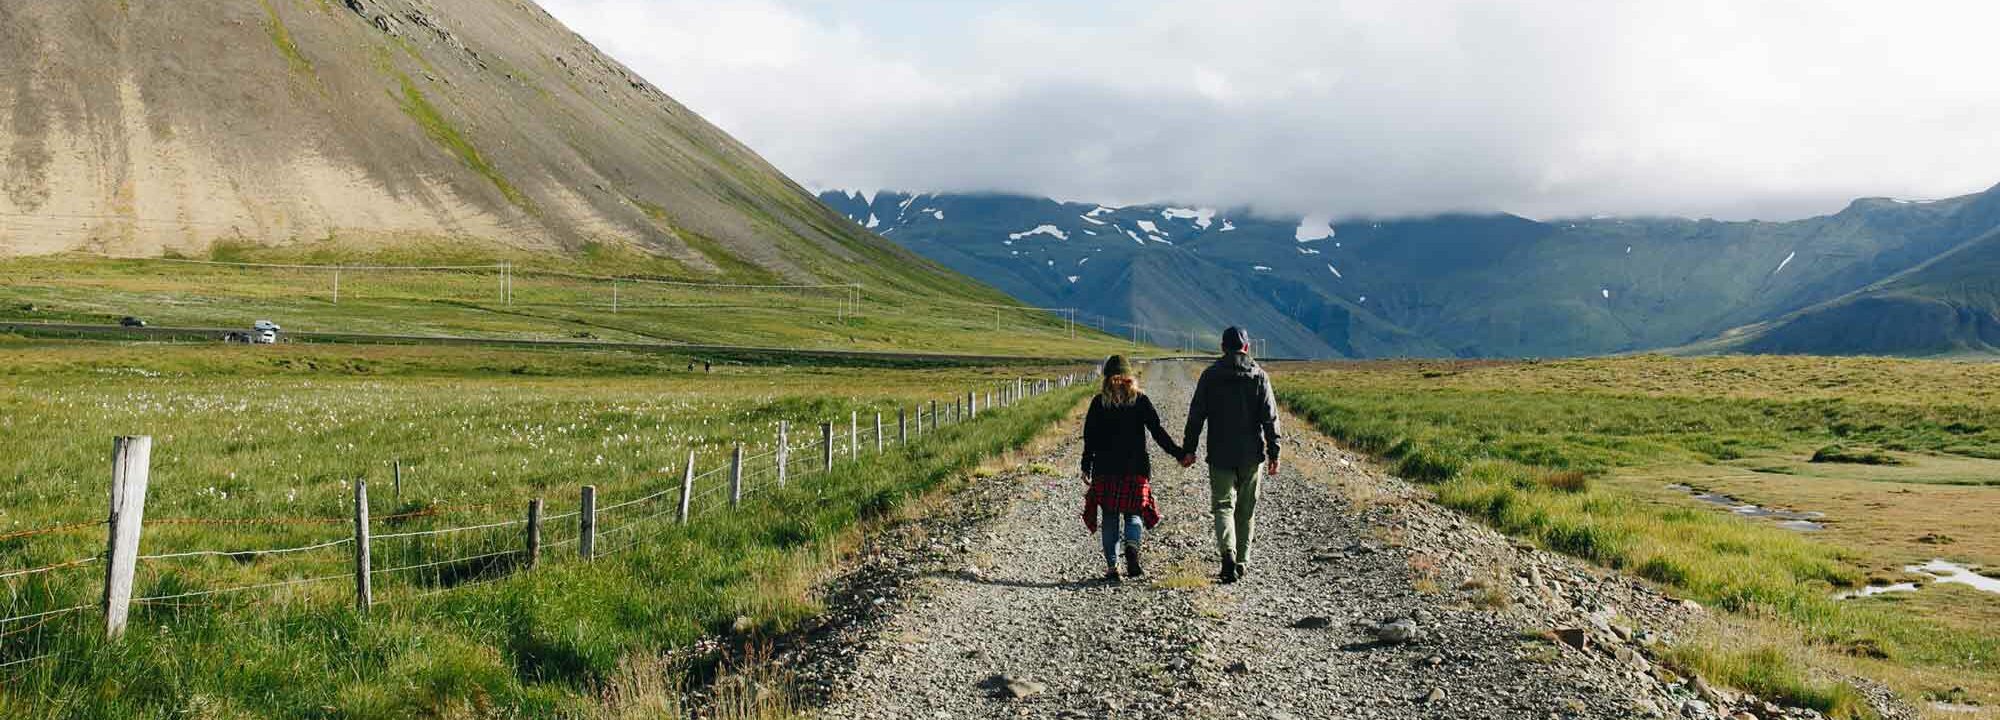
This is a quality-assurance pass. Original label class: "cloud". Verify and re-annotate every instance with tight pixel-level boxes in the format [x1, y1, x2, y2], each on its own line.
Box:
[542, 0, 2000, 221]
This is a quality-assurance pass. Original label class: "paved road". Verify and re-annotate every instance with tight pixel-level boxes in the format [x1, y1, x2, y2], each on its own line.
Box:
[0, 321, 1095, 366]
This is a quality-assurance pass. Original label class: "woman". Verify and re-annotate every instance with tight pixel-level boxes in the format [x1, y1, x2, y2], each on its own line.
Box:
[1081, 355, 1185, 583]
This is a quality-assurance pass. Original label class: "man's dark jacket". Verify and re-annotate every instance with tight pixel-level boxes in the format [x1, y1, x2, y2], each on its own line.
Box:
[1182, 352, 1281, 468]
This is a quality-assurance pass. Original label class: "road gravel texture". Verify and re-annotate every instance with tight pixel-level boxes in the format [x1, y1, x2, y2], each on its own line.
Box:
[785, 361, 1907, 720]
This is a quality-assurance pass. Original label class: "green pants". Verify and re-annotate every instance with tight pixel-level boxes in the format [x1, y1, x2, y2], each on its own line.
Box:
[1209, 462, 1261, 565]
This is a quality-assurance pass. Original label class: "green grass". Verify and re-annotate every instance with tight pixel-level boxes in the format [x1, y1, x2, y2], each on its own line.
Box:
[1277, 356, 2000, 715]
[397, 75, 533, 213]
[260, 0, 313, 78]
[0, 342, 1090, 717]
[0, 250, 1145, 358]
[1810, 445, 1903, 466]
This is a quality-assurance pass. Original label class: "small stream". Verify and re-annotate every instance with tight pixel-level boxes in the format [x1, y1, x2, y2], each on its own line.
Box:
[1837, 559, 2000, 599]
[1663, 484, 1826, 531]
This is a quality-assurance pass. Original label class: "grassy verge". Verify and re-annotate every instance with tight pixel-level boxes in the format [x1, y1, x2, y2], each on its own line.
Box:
[0, 341, 1090, 717]
[0, 248, 1144, 357]
[1276, 356, 2000, 716]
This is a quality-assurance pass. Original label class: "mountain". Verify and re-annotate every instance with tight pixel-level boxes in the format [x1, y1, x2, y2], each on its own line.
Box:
[819, 186, 2000, 358]
[0, 0, 978, 299]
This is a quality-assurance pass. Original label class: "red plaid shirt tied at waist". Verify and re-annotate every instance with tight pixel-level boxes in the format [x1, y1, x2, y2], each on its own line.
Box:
[1082, 474, 1160, 532]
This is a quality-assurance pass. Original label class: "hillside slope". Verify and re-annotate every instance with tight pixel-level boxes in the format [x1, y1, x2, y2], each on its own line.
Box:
[822, 186, 2000, 358]
[0, 0, 981, 299]
[1728, 225, 2000, 355]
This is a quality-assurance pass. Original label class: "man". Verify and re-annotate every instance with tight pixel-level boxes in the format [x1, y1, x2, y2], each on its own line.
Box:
[1180, 326, 1280, 584]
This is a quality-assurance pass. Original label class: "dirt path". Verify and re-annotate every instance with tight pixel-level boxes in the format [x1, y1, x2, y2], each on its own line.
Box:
[798, 360, 1859, 720]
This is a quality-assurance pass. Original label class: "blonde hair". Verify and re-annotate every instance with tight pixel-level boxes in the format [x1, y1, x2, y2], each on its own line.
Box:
[1099, 373, 1140, 407]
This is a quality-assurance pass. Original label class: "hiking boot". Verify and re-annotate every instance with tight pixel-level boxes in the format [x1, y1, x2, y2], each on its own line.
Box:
[1220, 554, 1239, 584]
[1123, 545, 1143, 578]
[1103, 567, 1123, 584]
[1234, 562, 1249, 582]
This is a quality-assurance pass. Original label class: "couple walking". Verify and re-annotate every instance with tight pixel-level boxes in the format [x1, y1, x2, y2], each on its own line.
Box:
[1079, 326, 1280, 585]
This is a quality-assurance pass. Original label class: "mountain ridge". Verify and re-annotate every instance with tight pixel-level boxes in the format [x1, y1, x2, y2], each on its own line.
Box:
[820, 184, 2000, 358]
[0, 0, 998, 303]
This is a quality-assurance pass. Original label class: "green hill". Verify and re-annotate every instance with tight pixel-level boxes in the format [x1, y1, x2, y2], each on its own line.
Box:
[0, 0, 1131, 357]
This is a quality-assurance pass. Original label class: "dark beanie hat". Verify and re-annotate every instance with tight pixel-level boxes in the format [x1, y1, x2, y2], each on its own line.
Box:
[1222, 326, 1248, 352]
[1103, 354, 1133, 377]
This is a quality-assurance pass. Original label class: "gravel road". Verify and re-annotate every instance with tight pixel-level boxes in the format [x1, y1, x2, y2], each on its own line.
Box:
[791, 360, 1899, 720]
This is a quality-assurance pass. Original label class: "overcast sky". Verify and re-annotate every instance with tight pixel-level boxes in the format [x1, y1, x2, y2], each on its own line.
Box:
[540, 0, 2000, 222]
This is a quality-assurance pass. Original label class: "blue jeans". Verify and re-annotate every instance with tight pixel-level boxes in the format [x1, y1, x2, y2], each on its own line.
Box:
[1100, 508, 1142, 567]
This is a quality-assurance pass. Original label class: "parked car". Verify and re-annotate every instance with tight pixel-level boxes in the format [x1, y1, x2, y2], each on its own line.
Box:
[119, 316, 146, 327]
[253, 320, 280, 332]
[257, 329, 278, 344]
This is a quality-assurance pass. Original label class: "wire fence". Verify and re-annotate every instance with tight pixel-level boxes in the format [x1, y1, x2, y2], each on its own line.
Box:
[0, 372, 1091, 678]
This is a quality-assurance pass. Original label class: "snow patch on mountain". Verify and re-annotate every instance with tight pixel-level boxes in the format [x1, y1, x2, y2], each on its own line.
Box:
[1296, 216, 1335, 242]
[932, 210, 945, 220]
[1326, 264, 1343, 278]
[1161, 207, 1215, 229]
[865, 213, 880, 229]
[1773, 251, 1796, 274]
[1150, 236, 1172, 245]
[1136, 220, 1164, 235]
[1219, 220, 1236, 232]
[1079, 214, 1107, 226]
[1009, 225, 1069, 241]
[1298, 247, 1320, 255]
[1087, 206, 1117, 217]
[1067, 275, 1080, 284]
[1253, 265, 1272, 272]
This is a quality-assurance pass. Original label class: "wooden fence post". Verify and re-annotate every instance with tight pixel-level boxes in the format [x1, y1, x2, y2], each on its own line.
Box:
[678, 451, 696, 524]
[875, 412, 884, 453]
[526, 499, 543, 569]
[730, 445, 744, 508]
[850, 411, 859, 460]
[393, 459, 402, 501]
[354, 478, 372, 614]
[821, 423, 834, 471]
[930, 400, 939, 431]
[777, 421, 789, 488]
[898, 407, 908, 445]
[580, 485, 597, 560]
[969, 391, 977, 418]
[103, 436, 151, 639]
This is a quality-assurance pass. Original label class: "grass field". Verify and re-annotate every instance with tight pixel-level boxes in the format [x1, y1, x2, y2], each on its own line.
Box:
[0, 244, 1143, 357]
[0, 339, 1091, 718]
[1276, 355, 2000, 718]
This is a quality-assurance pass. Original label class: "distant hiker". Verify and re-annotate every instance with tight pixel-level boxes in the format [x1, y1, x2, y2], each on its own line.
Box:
[688, 361, 696, 372]
[704, 361, 712, 373]
[1180, 326, 1281, 584]
[1081, 354, 1184, 583]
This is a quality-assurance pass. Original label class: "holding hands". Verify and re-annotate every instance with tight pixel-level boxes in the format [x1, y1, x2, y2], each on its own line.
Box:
[1179, 454, 1197, 468]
